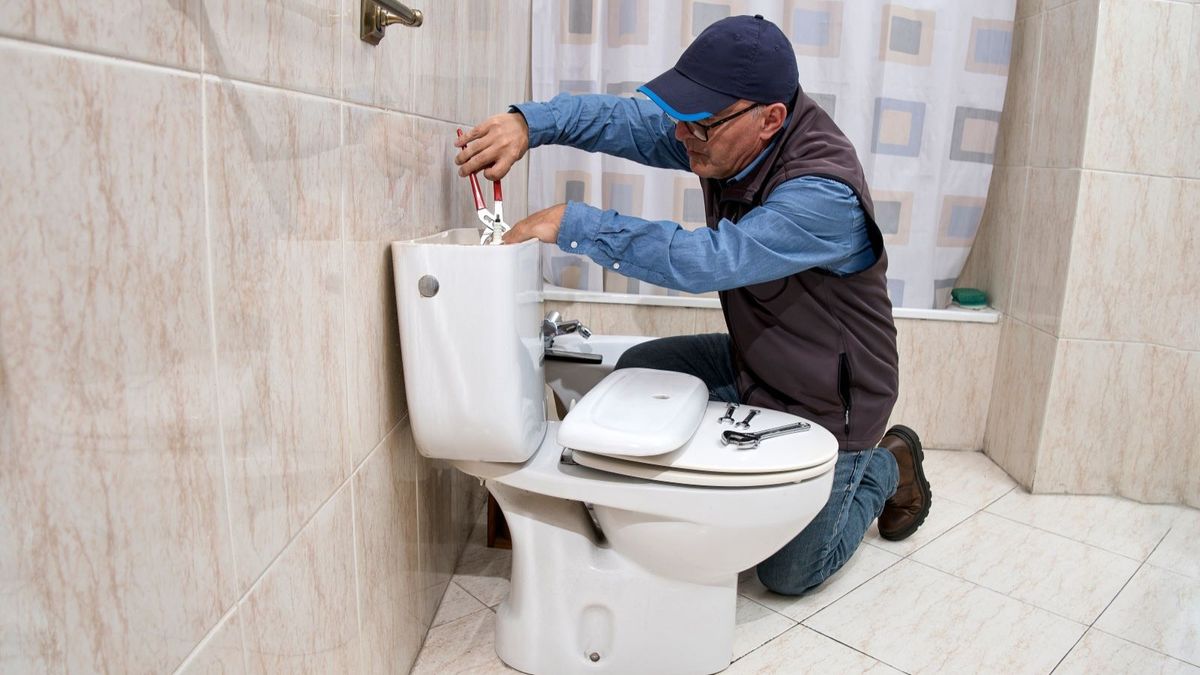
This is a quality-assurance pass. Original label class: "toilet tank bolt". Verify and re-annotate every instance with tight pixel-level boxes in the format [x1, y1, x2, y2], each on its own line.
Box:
[589, 652, 600, 662]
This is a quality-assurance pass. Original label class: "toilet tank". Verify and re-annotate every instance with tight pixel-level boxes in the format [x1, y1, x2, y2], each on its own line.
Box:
[391, 228, 546, 463]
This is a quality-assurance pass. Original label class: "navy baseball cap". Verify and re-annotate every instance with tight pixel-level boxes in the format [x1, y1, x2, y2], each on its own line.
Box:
[638, 15, 799, 121]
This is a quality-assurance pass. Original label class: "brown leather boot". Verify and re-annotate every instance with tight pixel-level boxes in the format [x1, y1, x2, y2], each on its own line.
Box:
[877, 425, 932, 541]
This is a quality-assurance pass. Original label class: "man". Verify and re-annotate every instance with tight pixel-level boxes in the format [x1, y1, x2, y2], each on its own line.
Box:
[454, 15, 931, 595]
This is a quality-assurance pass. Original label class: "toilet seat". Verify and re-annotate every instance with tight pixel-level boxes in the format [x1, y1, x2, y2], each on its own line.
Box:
[557, 370, 840, 489]
[571, 448, 838, 487]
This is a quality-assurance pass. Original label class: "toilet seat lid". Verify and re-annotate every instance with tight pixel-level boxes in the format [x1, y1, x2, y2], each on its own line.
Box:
[571, 449, 838, 487]
[557, 368, 709, 457]
[587, 401, 839, 477]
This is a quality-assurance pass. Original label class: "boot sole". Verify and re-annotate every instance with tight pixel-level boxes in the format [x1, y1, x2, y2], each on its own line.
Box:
[879, 424, 932, 541]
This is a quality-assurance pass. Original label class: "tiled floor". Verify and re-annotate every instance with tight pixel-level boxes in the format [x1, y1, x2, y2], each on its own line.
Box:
[411, 450, 1200, 674]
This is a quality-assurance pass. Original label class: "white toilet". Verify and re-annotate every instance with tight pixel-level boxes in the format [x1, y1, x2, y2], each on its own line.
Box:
[392, 229, 839, 675]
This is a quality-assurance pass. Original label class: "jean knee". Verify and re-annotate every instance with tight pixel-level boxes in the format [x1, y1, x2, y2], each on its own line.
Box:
[614, 342, 656, 370]
[756, 553, 829, 597]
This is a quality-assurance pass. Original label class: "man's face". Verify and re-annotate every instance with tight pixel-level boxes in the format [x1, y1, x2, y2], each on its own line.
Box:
[674, 100, 777, 179]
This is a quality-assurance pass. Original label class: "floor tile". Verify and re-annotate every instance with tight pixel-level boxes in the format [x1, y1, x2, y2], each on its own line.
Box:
[805, 559, 1085, 674]
[1095, 564, 1200, 665]
[731, 596, 796, 661]
[986, 490, 1176, 560]
[451, 539, 512, 608]
[740, 544, 900, 621]
[433, 582, 488, 628]
[912, 511, 1141, 623]
[865, 498, 976, 557]
[923, 450, 1017, 509]
[726, 625, 902, 674]
[411, 608, 517, 674]
[1054, 629, 1200, 675]
[1146, 507, 1200, 580]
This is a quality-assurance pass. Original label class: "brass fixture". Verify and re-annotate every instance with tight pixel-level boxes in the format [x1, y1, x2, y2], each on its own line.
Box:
[360, 0, 423, 45]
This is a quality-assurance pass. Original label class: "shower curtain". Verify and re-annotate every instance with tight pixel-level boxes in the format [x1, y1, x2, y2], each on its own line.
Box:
[527, 0, 1015, 309]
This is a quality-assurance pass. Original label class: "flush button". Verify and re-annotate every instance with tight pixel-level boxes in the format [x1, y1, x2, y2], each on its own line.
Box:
[417, 275, 439, 297]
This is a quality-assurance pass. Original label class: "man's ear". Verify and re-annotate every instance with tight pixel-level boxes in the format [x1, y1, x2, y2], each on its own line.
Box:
[760, 102, 788, 138]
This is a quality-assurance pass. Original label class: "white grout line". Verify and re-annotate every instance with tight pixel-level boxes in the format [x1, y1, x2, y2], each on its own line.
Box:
[196, 58, 252, 675]
[169, 605, 239, 675]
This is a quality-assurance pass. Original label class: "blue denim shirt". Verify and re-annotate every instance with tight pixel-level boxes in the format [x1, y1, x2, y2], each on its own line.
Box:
[513, 93, 875, 294]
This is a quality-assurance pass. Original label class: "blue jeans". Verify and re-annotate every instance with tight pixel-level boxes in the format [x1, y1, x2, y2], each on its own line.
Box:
[615, 334, 900, 596]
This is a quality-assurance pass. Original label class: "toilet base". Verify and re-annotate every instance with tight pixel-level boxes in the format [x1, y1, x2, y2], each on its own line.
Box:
[488, 481, 737, 675]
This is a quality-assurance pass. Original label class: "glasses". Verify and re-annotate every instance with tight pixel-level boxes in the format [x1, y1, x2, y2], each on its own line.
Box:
[673, 103, 761, 142]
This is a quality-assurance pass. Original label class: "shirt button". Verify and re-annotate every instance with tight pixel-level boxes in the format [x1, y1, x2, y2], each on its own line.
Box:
[570, 241, 578, 249]
[612, 262, 620, 270]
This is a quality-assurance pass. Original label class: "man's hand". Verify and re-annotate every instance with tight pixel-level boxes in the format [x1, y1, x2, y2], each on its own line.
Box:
[454, 112, 530, 181]
[502, 204, 567, 245]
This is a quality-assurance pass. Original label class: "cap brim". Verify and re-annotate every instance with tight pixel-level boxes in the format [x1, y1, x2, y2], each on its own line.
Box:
[638, 68, 740, 121]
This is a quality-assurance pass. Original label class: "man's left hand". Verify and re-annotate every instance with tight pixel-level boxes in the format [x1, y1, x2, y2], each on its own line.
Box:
[502, 203, 567, 245]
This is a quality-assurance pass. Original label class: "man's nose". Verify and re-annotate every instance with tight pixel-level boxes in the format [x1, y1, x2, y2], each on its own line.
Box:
[674, 122, 690, 142]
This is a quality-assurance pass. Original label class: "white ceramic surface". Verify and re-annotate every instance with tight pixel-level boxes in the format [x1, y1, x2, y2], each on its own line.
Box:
[391, 231, 838, 674]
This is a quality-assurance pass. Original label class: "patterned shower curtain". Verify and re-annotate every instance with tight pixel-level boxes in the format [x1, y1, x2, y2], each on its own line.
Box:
[527, 0, 1015, 310]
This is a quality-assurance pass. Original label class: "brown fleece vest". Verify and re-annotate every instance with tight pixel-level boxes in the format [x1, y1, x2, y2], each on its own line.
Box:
[702, 90, 899, 450]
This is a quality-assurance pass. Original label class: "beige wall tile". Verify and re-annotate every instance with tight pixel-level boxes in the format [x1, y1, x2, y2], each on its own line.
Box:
[1162, 179, 1200, 351]
[1058, 172, 1173, 343]
[344, 0, 460, 119]
[957, 166, 1028, 314]
[343, 107, 418, 464]
[994, 17, 1042, 168]
[1083, 0, 1189, 175]
[696, 307, 727, 334]
[1030, 0, 1098, 169]
[1177, 6, 1200, 178]
[984, 317, 1058, 487]
[0, 45, 235, 673]
[178, 611, 246, 675]
[587, 304, 699, 336]
[889, 319, 1000, 450]
[241, 485, 360, 673]
[416, 452, 456, 630]
[206, 80, 349, 590]
[1016, 0, 1045, 20]
[353, 422, 423, 675]
[1009, 168, 1080, 335]
[344, 0, 528, 123]
[199, 0, 340, 97]
[0, 0, 200, 69]
[1035, 339, 1153, 496]
[459, 0, 532, 124]
[1141, 346, 1200, 506]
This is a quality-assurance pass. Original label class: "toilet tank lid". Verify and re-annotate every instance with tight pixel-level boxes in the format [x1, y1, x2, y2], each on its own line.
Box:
[557, 368, 708, 457]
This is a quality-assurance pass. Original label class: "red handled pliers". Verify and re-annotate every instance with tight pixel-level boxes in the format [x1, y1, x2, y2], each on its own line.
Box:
[457, 128, 509, 245]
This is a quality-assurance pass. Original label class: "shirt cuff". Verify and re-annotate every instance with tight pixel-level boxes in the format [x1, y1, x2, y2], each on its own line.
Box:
[557, 201, 604, 259]
[508, 102, 557, 148]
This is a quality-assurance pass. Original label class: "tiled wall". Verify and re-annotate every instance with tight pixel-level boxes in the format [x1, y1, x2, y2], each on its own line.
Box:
[0, 1, 529, 672]
[545, 301, 1002, 452]
[959, 0, 1199, 506]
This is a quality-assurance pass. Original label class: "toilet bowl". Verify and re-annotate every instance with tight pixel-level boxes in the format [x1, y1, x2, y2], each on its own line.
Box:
[392, 229, 838, 675]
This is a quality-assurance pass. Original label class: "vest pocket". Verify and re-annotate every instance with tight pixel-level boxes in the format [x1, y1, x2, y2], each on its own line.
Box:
[838, 352, 853, 436]
[744, 276, 790, 303]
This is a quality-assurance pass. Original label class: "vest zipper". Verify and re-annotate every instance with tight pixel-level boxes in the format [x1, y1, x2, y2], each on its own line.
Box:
[838, 352, 853, 437]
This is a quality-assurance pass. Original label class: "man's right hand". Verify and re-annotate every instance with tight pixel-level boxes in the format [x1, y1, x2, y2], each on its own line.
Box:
[454, 112, 530, 182]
